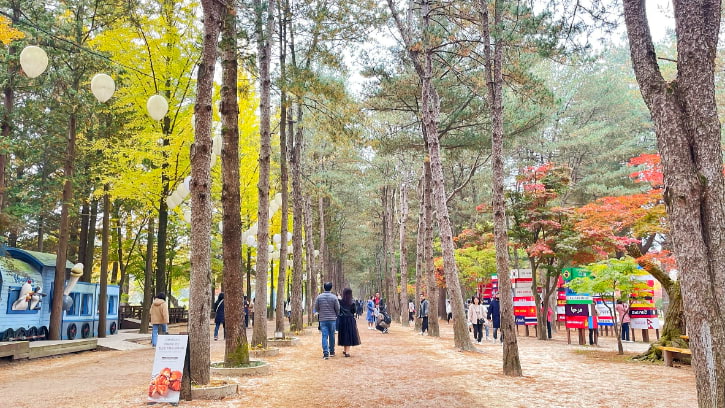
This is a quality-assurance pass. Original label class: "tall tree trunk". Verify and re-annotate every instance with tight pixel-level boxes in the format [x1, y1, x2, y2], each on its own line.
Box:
[82, 198, 99, 282]
[0, 7, 19, 214]
[318, 195, 327, 288]
[290, 107, 305, 331]
[37, 216, 44, 251]
[156, 180, 169, 302]
[479, 0, 523, 375]
[139, 216, 155, 334]
[220, 6, 249, 366]
[623, 1, 725, 404]
[98, 185, 110, 338]
[78, 198, 90, 266]
[399, 183, 410, 326]
[423, 160, 439, 337]
[190, 0, 223, 385]
[386, 187, 399, 319]
[275, 5, 290, 334]
[414, 173, 425, 331]
[303, 197, 316, 325]
[49, 110, 79, 341]
[252, 0, 276, 349]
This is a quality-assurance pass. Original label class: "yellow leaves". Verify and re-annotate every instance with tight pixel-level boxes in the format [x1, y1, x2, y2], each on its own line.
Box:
[0, 16, 24, 45]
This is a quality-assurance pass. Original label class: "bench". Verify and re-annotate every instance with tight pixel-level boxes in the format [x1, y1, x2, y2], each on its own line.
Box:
[655, 345, 692, 367]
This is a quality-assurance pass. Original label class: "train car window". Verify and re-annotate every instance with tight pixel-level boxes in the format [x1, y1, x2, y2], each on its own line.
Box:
[7, 286, 39, 314]
[68, 293, 80, 315]
[81, 294, 92, 316]
[109, 296, 117, 315]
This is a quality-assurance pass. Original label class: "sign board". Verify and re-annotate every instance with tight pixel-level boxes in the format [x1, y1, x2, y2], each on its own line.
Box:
[148, 335, 187, 403]
[511, 269, 532, 280]
[513, 287, 534, 298]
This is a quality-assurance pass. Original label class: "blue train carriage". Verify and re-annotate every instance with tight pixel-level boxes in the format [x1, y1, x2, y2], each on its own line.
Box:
[0, 249, 58, 341]
[0, 247, 119, 341]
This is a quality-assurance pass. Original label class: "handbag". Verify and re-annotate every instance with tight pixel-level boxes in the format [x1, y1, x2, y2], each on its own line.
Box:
[477, 318, 484, 325]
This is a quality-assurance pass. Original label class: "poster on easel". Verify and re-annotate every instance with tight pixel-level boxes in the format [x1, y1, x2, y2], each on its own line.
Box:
[148, 335, 187, 403]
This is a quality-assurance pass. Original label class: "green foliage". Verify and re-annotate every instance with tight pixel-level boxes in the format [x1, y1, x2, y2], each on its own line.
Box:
[568, 257, 645, 301]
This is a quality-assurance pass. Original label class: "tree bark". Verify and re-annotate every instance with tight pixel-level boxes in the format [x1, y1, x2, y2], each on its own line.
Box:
[252, 0, 276, 349]
[623, 0, 725, 404]
[303, 197, 317, 325]
[423, 159, 439, 337]
[386, 187, 399, 320]
[318, 195, 327, 288]
[78, 198, 90, 266]
[220, 5, 249, 366]
[399, 183, 410, 326]
[290, 107, 305, 331]
[414, 173, 425, 331]
[190, 0, 223, 385]
[49, 109, 79, 341]
[275, 10, 290, 334]
[479, 0, 523, 374]
[98, 185, 110, 338]
[139, 216, 155, 334]
[82, 198, 99, 282]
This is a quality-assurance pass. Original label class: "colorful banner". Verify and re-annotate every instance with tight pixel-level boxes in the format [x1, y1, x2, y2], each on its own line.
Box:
[148, 335, 187, 403]
[563, 267, 593, 329]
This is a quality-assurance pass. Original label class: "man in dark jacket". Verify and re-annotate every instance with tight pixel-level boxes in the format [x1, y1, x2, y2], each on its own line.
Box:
[487, 294, 502, 342]
[418, 293, 429, 335]
[314, 282, 340, 359]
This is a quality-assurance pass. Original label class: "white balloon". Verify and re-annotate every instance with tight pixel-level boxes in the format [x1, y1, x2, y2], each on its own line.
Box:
[212, 134, 223, 156]
[146, 95, 169, 121]
[165, 195, 178, 210]
[177, 182, 190, 197]
[273, 233, 281, 244]
[90, 73, 115, 102]
[268, 244, 274, 253]
[246, 235, 257, 247]
[19, 46, 48, 78]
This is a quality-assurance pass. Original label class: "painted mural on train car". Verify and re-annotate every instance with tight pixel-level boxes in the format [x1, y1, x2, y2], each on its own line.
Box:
[0, 247, 119, 341]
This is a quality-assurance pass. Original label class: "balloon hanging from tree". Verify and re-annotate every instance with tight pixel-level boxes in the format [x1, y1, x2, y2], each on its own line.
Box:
[19, 46, 48, 78]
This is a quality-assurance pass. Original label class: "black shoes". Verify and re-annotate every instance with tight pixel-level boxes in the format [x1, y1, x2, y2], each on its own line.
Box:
[329, 352, 335, 357]
[323, 353, 329, 360]
[343, 352, 350, 357]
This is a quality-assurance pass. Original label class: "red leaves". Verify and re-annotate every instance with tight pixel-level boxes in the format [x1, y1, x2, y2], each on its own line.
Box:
[628, 153, 663, 187]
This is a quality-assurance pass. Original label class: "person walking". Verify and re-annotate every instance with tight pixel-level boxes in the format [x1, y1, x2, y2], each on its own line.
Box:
[244, 296, 250, 328]
[314, 282, 340, 359]
[366, 296, 376, 330]
[616, 300, 631, 342]
[418, 293, 429, 335]
[446, 299, 452, 323]
[213, 292, 225, 340]
[408, 299, 415, 322]
[337, 288, 361, 356]
[487, 294, 502, 342]
[468, 296, 485, 344]
[150, 292, 169, 347]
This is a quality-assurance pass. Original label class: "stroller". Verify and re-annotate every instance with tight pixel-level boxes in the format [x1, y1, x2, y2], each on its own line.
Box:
[375, 307, 391, 333]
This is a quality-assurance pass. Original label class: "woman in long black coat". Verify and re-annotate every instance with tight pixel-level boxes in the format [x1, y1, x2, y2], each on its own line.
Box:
[337, 288, 361, 357]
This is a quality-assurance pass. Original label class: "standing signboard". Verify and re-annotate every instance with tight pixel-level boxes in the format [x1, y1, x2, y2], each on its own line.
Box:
[562, 267, 592, 329]
[512, 269, 537, 325]
[630, 273, 660, 329]
[148, 335, 188, 403]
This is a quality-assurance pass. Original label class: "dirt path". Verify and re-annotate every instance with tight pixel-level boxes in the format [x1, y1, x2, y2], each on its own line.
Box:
[0, 319, 696, 407]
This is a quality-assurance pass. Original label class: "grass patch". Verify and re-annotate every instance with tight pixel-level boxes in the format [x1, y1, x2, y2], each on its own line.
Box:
[211, 360, 265, 369]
